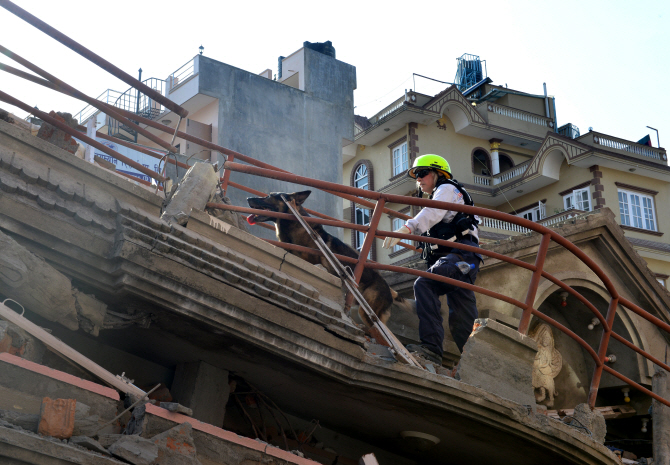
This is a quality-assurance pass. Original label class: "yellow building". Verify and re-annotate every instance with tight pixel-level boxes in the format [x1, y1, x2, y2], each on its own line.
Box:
[343, 55, 670, 286]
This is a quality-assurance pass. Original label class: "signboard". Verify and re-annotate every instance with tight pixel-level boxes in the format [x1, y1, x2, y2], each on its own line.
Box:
[78, 138, 167, 183]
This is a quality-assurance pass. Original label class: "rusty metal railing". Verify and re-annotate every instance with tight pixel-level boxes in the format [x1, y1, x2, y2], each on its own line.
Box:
[212, 161, 670, 410]
[2, 0, 669, 410]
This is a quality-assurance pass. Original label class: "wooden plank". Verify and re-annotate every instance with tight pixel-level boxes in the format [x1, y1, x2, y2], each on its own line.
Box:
[0, 302, 146, 398]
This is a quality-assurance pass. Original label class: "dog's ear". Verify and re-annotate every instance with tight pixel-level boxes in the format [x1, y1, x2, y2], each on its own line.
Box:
[291, 190, 312, 206]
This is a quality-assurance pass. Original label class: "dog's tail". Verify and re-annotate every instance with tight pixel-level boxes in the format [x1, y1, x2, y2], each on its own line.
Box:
[390, 288, 415, 314]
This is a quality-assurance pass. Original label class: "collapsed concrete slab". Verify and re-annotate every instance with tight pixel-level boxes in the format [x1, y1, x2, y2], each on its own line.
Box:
[457, 318, 538, 407]
[108, 434, 159, 465]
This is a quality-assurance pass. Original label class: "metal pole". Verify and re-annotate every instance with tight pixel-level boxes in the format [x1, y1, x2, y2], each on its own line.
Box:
[518, 233, 551, 334]
[588, 297, 619, 408]
[647, 126, 660, 148]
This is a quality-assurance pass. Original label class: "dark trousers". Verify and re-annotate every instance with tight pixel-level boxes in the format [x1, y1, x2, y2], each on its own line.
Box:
[413, 240, 481, 355]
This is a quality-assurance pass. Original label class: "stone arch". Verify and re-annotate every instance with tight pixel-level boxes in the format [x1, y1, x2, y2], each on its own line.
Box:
[439, 101, 475, 132]
[538, 146, 570, 180]
[530, 275, 649, 408]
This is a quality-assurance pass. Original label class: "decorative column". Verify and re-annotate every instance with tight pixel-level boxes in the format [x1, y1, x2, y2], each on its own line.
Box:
[489, 138, 502, 176]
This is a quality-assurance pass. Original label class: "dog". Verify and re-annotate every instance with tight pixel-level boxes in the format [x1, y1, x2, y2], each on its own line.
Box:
[247, 190, 410, 326]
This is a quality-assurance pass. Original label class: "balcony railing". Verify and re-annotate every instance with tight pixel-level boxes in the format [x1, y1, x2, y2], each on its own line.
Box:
[473, 160, 530, 187]
[368, 96, 406, 125]
[592, 132, 667, 162]
[168, 56, 197, 91]
[74, 89, 122, 124]
[487, 103, 554, 128]
[479, 208, 587, 234]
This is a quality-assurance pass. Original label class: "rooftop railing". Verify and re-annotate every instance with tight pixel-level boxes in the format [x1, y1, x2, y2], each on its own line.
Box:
[74, 89, 122, 124]
[168, 56, 197, 92]
[487, 103, 554, 129]
[592, 132, 667, 162]
[368, 96, 405, 125]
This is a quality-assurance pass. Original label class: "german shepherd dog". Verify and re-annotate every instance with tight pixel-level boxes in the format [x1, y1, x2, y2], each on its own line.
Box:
[247, 191, 409, 326]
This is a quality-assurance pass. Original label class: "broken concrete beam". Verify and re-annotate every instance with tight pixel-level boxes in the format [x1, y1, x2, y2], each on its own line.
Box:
[73, 288, 108, 337]
[150, 422, 201, 465]
[171, 361, 230, 426]
[141, 404, 319, 465]
[0, 230, 80, 330]
[96, 433, 124, 448]
[35, 111, 80, 155]
[456, 318, 538, 407]
[38, 397, 77, 439]
[0, 353, 119, 427]
[108, 434, 159, 465]
[70, 435, 111, 455]
[0, 426, 123, 465]
[653, 365, 670, 463]
[161, 161, 218, 225]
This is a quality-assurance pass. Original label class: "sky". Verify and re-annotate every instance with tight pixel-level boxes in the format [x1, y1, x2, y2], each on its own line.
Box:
[1, 0, 668, 147]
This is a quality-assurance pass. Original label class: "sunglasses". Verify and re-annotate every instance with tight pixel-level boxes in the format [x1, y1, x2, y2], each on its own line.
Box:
[414, 169, 433, 179]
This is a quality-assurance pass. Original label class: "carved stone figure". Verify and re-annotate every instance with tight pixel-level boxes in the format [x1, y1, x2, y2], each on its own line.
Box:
[530, 323, 563, 407]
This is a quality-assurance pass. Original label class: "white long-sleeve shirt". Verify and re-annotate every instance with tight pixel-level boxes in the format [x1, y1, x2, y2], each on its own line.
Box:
[405, 182, 479, 240]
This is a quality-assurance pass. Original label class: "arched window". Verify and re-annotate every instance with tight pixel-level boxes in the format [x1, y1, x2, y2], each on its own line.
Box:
[472, 149, 491, 176]
[499, 153, 514, 173]
[353, 164, 371, 250]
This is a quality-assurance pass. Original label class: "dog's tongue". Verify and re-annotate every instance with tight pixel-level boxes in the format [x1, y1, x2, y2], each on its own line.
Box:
[247, 215, 257, 225]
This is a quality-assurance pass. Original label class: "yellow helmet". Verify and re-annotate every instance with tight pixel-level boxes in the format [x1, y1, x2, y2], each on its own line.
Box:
[407, 154, 452, 179]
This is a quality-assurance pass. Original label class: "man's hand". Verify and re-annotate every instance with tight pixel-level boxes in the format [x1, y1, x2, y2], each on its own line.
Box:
[382, 225, 410, 249]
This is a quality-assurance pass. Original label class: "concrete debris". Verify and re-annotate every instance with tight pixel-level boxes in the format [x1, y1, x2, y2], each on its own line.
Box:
[0, 107, 15, 123]
[38, 397, 77, 439]
[0, 408, 39, 432]
[72, 288, 108, 337]
[125, 403, 148, 436]
[456, 319, 538, 407]
[171, 361, 230, 426]
[150, 422, 202, 465]
[653, 365, 669, 463]
[570, 403, 606, 444]
[108, 434, 159, 465]
[160, 402, 193, 417]
[96, 433, 124, 448]
[0, 230, 79, 330]
[161, 161, 218, 226]
[70, 435, 111, 455]
[36, 111, 80, 155]
[0, 320, 46, 363]
[206, 190, 249, 232]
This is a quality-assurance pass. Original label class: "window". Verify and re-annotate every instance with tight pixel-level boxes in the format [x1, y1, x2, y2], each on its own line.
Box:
[517, 202, 546, 222]
[618, 189, 656, 231]
[353, 164, 371, 250]
[563, 187, 591, 211]
[392, 217, 405, 252]
[392, 142, 408, 176]
[499, 154, 514, 173]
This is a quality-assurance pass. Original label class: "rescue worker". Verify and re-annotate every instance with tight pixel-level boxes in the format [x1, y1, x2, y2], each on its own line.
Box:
[382, 154, 482, 365]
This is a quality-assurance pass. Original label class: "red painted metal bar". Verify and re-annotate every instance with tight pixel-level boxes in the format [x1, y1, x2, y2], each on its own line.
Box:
[223, 161, 623, 299]
[518, 233, 552, 334]
[611, 332, 670, 374]
[0, 0, 188, 118]
[0, 62, 190, 171]
[0, 90, 166, 183]
[226, 181, 339, 222]
[205, 203, 369, 232]
[115, 170, 162, 190]
[603, 365, 670, 408]
[263, 239, 358, 265]
[0, 44, 179, 153]
[529, 309, 602, 364]
[220, 153, 235, 195]
[588, 297, 620, 407]
[353, 198, 385, 283]
[619, 296, 670, 335]
[537, 270, 608, 328]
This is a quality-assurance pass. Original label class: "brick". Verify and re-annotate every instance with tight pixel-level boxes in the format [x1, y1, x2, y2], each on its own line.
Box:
[36, 111, 80, 155]
[38, 397, 76, 439]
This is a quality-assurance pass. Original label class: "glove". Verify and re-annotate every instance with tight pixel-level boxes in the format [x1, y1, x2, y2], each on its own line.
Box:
[382, 225, 410, 249]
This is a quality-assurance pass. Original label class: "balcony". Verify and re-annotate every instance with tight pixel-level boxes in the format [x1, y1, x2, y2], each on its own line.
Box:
[479, 209, 587, 236]
[473, 160, 531, 187]
[478, 102, 554, 140]
[579, 131, 668, 165]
